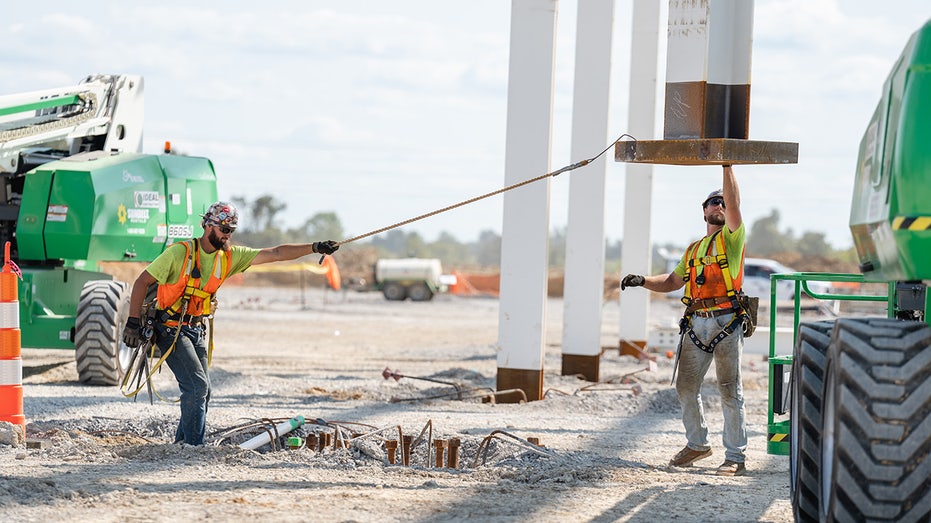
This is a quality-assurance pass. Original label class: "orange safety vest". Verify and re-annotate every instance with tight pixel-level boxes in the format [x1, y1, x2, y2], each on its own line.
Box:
[682, 230, 744, 310]
[156, 239, 233, 317]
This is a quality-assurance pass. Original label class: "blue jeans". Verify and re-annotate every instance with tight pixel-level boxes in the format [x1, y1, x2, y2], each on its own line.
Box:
[675, 314, 747, 463]
[157, 323, 210, 445]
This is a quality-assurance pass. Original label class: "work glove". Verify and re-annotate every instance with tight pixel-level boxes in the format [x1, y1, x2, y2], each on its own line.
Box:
[123, 317, 143, 348]
[621, 274, 645, 291]
[313, 240, 340, 255]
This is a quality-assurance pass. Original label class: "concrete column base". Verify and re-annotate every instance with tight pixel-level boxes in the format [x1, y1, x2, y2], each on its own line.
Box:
[561, 353, 600, 382]
[496, 367, 543, 403]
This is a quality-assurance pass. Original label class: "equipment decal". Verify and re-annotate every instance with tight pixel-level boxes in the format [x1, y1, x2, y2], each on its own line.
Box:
[134, 191, 161, 208]
[47, 205, 68, 222]
[122, 170, 144, 184]
[168, 224, 194, 238]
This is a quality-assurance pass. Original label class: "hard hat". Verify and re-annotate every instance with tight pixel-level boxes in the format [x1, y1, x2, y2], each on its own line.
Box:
[702, 189, 723, 207]
[201, 201, 239, 229]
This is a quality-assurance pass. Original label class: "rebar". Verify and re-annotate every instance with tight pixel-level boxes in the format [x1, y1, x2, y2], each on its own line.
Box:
[471, 430, 556, 468]
[447, 438, 460, 469]
[383, 368, 463, 399]
[434, 439, 447, 468]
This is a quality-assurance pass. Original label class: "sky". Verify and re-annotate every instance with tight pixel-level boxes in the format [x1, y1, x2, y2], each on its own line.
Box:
[2, 1, 929, 251]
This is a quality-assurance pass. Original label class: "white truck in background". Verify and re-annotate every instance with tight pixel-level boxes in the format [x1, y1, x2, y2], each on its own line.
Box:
[374, 258, 450, 301]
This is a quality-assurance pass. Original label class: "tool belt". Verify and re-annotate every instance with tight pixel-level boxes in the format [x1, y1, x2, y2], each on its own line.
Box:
[157, 310, 204, 327]
[690, 307, 735, 318]
[684, 296, 732, 313]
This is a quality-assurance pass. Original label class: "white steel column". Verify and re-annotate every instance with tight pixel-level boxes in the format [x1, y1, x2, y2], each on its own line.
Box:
[561, 0, 615, 381]
[618, 0, 662, 350]
[497, 0, 558, 401]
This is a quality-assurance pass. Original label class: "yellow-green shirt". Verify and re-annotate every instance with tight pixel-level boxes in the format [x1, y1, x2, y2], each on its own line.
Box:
[146, 241, 260, 287]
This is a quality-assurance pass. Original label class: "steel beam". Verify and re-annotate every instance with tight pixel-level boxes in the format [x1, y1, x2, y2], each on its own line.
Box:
[616, 138, 798, 166]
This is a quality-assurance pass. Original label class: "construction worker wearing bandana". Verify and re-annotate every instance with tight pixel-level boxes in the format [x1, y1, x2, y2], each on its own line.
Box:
[121, 201, 339, 445]
[620, 165, 749, 477]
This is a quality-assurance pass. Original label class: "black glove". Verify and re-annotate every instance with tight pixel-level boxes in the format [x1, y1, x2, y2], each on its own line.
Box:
[621, 274, 645, 290]
[313, 240, 340, 255]
[123, 317, 143, 348]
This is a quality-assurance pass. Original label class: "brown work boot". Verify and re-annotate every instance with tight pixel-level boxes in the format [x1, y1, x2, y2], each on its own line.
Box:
[715, 460, 746, 476]
[668, 446, 712, 467]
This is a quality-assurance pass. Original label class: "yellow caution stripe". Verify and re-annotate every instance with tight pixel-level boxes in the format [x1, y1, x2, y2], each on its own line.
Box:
[892, 216, 931, 230]
[769, 432, 789, 443]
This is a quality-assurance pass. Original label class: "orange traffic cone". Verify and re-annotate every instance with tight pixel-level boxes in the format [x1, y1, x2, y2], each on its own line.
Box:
[0, 241, 24, 433]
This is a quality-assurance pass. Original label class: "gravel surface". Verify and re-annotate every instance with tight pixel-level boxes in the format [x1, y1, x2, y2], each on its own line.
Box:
[1, 286, 792, 522]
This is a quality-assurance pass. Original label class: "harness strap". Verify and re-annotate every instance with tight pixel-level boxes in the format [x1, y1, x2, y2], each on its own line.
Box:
[681, 235, 707, 305]
[679, 312, 745, 354]
[715, 232, 739, 305]
[677, 230, 751, 353]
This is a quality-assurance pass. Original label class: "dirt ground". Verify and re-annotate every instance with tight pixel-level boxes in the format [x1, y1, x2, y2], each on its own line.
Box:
[1, 285, 793, 523]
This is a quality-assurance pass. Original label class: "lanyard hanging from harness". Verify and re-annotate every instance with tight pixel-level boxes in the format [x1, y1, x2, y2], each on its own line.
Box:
[679, 230, 748, 354]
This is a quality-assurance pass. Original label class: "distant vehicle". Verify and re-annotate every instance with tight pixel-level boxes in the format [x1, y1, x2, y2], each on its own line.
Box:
[374, 258, 449, 301]
[741, 258, 833, 301]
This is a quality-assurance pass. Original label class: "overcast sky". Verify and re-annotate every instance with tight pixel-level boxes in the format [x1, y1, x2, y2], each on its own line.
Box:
[3, 1, 929, 251]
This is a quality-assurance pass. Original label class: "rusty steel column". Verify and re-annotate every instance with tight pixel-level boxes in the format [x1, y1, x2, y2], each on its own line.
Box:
[496, 0, 558, 404]
[664, 0, 753, 140]
[561, 0, 615, 383]
[618, 0, 663, 352]
[617, 0, 797, 167]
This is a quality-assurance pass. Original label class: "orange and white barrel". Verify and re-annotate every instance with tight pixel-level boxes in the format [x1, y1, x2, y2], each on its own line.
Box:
[0, 242, 24, 431]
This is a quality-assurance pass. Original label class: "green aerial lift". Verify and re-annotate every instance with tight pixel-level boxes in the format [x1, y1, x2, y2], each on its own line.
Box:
[766, 21, 931, 523]
[0, 74, 217, 386]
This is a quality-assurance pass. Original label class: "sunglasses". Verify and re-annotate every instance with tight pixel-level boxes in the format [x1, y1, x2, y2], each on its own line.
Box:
[703, 197, 725, 209]
[216, 225, 236, 234]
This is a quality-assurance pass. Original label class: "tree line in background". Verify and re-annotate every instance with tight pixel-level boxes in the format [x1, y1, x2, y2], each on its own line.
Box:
[231, 194, 856, 272]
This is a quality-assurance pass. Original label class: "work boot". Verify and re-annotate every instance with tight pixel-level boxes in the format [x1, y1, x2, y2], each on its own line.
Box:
[715, 460, 746, 476]
[668, 446, 712, 467]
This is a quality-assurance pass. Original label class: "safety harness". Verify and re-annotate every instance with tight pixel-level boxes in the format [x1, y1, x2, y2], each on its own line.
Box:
[120, 239, 231, 401]
[678, 230, 750, 354]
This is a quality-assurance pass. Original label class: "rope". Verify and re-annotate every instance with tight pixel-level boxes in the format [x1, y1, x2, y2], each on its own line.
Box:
[335, 134, 634, 246]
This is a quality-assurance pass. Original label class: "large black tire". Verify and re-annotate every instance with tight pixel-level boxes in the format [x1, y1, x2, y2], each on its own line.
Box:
[790, 321, 835, 523]
[382, 282, 407, 301]
[75, 280, 131, 386]
[820, 318, 931, 522]
[407, 283, 434, 302]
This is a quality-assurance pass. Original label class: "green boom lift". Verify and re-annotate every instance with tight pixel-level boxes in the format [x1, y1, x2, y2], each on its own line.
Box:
[766, 21, 931, 522]
[0, 75, 217, 386]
